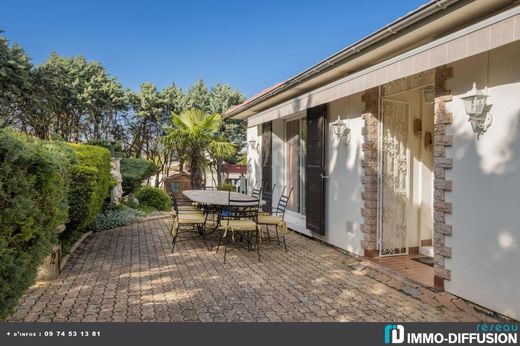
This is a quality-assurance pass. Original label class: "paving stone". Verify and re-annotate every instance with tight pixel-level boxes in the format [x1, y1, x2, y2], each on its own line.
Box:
[8, 218, 485, 322]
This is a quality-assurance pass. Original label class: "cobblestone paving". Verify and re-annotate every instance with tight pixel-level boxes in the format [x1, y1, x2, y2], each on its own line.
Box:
[10, 218, 478, 322]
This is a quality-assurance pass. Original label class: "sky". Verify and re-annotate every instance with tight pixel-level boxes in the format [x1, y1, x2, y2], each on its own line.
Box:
[1, 0, 428, 97]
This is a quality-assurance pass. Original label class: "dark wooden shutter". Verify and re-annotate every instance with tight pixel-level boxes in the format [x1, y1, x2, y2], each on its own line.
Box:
[261, 122, 272, 191]
[305, 105, 327, 235]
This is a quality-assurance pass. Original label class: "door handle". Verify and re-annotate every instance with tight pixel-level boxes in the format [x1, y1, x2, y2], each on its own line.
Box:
[320, 173, 329, 179]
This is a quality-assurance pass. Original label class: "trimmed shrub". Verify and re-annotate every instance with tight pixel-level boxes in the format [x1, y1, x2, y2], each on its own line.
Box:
[120, 158, 158, 195]
[135, 186, 172, 211]
[61, 143, 113, 252]
[86, 139, 123, 158]
[88, 204, 144, 232]
[218, 182, 235, 191]
[0, 130, 70, 320]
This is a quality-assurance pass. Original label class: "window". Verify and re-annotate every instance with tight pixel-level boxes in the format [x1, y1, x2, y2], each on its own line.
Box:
[285, 117, 306, 214]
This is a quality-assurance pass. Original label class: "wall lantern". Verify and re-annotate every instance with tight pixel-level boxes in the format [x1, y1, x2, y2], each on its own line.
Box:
[422, 85, 435, 105]
[248, 138, 259, 151]
[332, 116, 351, 145]
[461, 83, 492, 136]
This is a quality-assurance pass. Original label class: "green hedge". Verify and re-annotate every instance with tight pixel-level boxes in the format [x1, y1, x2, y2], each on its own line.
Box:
[0, 130, 70, 320]
[135, 186, 172, 211]
[61, 144, 113, 252]
[120, 158, 158, 195]
[86, 139, 123, 158]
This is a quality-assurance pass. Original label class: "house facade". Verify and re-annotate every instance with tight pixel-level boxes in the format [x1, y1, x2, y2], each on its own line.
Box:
[226, 0, 520, 320]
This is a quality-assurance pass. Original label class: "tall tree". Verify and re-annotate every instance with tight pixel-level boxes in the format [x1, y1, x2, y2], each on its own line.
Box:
[0, 35, 32, 129]
[209, 83, 246, 152]
[185, 80, 210, 113]
[2, 49, 127, 142]
[127, 82, 163, 158]
[161, 83, 186, 175]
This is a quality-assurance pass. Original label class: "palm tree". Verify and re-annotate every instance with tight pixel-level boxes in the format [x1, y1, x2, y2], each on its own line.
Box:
[161, 109, 235, 189]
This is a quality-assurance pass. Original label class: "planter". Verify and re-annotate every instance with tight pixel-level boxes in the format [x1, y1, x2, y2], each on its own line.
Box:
[36, 224, 92, 281]
[36, 223, 66, 281]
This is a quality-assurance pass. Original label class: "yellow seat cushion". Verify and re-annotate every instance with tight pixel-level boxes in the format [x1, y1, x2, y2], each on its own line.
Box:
[177, 214, 206, 224]
[178, 205, 199, 210]
[172, 209, 203, 217]
[220, 219, 257, 231]
[258, 215, 283, 225]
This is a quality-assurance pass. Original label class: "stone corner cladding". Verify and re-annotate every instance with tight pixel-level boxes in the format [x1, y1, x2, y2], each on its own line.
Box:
[359, 67, 455, 290]
[360, 87, 380, 254]
[433, 65, 454, 289]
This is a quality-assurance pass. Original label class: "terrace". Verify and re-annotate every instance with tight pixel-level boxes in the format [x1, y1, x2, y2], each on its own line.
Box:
[10, 217, 487, 322]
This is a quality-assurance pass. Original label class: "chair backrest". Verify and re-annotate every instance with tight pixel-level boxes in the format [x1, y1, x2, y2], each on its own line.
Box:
[222, 190, 260, 223]
[274, 188, 293, 219]
[261, 183, 276, 213]
[170, 189, 179, 214]
[251, 187, 262, 199]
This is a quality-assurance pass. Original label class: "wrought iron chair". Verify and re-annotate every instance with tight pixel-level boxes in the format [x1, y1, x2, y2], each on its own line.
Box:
[216, 191, 261, 263]
[257, 188, 292, 251]
[261, 183, 276, 215]
[251, 187, 262, 199]
[166, 181, 201, 213]
[170, 194, 212, 253]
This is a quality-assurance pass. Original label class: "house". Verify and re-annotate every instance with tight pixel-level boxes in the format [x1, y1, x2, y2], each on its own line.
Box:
[226, 0, 520, 320]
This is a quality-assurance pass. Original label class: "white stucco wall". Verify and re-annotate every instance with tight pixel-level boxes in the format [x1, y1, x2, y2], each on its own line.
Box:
[445, 41, 520, 319]
[246, 126, 261, 194]
[255, 96, 365, 255]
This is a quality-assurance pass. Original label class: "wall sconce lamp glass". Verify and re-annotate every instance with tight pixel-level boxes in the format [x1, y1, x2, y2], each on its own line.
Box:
[248, 139, 259, 151]
[461, 83, 489, 116]
[461, 83, 492, 136]
[332, 116, 351, 145]
[422, 85, 435, 104]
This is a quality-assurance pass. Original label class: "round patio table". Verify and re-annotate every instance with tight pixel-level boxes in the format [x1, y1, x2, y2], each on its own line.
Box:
[183, 189, 265, 206]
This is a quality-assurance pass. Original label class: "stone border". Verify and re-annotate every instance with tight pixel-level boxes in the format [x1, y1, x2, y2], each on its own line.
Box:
[360, 87, 380, 257]
[142, 212, 171, 222]
[433, 66, 454, 290]
[59, 231, 92, 272]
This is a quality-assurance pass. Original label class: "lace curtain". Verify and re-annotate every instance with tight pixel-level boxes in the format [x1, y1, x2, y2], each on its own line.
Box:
[381, 101, 410, 256]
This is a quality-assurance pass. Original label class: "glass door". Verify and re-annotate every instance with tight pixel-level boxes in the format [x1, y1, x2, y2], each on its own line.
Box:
[379, 100, 411, 256]
[286, 119, 300, 212]
[285, 117, 307, 214]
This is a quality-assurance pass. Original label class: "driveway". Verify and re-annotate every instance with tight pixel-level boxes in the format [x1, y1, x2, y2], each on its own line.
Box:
[10, 218, 477, 322]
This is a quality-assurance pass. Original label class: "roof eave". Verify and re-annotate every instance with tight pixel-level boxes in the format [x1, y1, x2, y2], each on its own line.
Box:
[224, 0, 468, 119]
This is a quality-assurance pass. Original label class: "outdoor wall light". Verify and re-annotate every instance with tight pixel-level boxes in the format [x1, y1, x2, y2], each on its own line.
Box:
[248, 139, 259, 151]
[461, 83, 492, 137]
[332, 116, 351, 145]
[422, 85, 435, 105]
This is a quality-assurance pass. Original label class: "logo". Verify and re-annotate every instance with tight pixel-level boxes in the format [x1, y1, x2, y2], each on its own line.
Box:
[383, 323, 517, 344]
[385, 324, 405, 344]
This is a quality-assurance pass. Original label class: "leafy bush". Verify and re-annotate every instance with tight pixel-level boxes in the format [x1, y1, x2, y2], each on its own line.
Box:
[87, 204, 144, 231]
[122, 194, 140, 209]
[0, 130, 70, 320]
[120, 158, 158, 195]
[61, 143, 113, 252]
[218, 182, 235, 191]
[135, 186, 172, 211]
